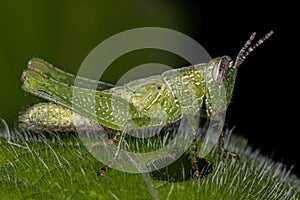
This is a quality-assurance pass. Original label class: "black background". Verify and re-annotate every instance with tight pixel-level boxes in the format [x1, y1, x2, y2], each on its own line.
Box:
[190, 1, 299, 177]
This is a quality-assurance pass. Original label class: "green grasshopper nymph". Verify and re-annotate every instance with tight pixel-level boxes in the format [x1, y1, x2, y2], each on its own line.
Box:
[19, 31, 273, 179]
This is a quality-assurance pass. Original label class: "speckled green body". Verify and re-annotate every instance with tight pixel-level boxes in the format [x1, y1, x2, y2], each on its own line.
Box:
[19, 102, 103, 132]
[19, 57, 237, 132]
[18, 32, 273, 179]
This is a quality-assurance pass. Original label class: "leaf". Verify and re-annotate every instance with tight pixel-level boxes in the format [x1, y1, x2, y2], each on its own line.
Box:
[0, 124, 299, 200]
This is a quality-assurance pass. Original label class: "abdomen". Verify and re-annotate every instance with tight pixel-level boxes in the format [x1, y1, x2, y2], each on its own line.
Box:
[18, 102, 104, 133]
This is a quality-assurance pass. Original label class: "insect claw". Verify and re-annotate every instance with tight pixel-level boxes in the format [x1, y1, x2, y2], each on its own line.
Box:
[193, 170, 201, 179]
[98, 166, 109, 178]
[192, 159, 213, 179]
[221, 149, 240, 162]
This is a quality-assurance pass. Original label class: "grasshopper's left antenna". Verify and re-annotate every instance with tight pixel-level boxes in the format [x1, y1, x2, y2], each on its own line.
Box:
[233, 30, 274, 68]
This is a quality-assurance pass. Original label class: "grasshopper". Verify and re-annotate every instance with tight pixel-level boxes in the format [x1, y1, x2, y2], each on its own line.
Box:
[19, 31, 273, 179]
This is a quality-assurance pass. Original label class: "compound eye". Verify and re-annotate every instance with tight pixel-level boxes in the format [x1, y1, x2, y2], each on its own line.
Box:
[213, 56, 233, 83]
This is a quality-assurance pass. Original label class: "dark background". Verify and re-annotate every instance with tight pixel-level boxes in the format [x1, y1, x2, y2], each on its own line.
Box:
[1, 1, 298, 176]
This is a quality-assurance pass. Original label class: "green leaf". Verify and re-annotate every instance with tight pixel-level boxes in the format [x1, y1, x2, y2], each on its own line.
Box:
[0, 124, 299, 200]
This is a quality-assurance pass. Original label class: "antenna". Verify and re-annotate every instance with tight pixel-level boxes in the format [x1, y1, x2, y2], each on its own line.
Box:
[233, 31, 274, 68]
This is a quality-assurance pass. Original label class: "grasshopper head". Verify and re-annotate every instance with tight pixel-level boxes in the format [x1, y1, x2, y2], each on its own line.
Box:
[212, 31, 274, 106]
[211, 56, 236, 106]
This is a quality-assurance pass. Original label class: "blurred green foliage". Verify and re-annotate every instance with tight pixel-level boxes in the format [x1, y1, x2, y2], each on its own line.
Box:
[0, 0, 203, 126]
